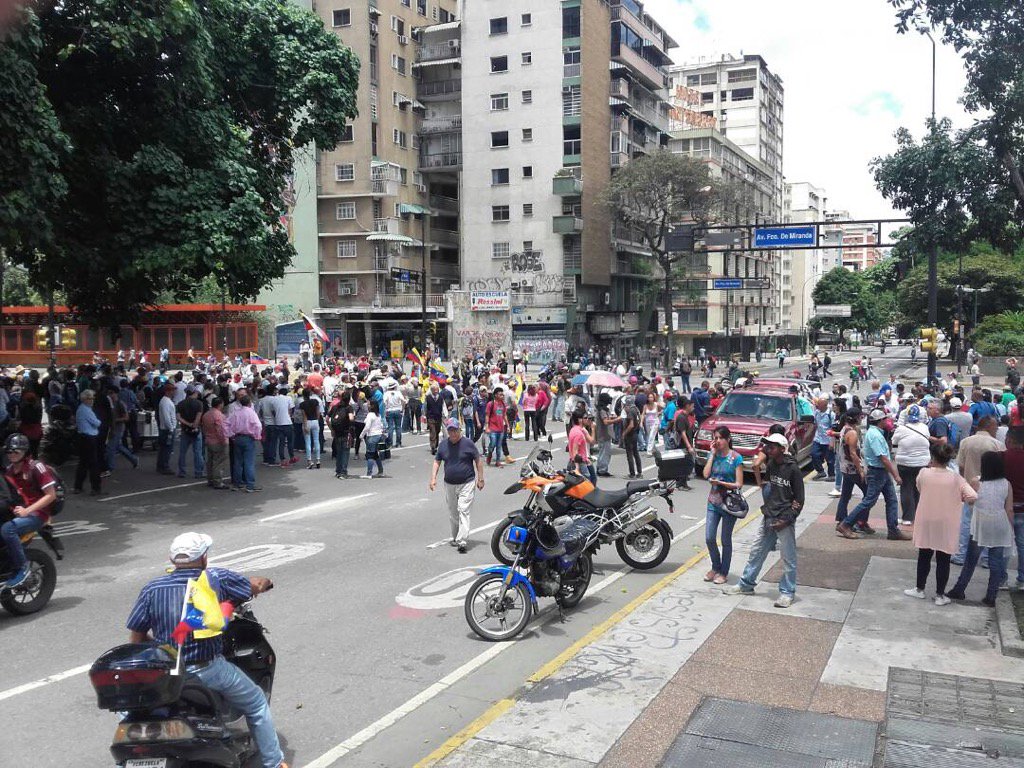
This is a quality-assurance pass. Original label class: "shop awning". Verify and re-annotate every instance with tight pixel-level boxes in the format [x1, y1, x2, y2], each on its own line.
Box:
[412, 57, 460, 68]
[421, 20, 460, 33]
[398, 203, 433, 216]
[367, 233, 416, 243]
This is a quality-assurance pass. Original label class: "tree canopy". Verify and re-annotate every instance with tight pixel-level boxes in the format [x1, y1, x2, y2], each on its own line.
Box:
[810, 267, 887, 336]
[0, 0, 359, 327]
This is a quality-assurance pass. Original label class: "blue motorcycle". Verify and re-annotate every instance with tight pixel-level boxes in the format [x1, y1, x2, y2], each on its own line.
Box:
[464, 506, 601, 641]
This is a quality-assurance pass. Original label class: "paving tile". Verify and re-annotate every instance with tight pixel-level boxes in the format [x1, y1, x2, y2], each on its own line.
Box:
[439, 738, 596, 767]
[672, 659, 818, 709]
[735, 584, 854, 624]
[597, 683, 703, 768]
[809, 683, 886, 722]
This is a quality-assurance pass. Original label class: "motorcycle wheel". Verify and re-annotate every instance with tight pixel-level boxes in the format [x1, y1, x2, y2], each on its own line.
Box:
[464, 573, 532, 641]
[615, 519, 671, 570]
[556, 552, 593, 609]
[490, 519, 515, 566]
[1, 548, 57, 615]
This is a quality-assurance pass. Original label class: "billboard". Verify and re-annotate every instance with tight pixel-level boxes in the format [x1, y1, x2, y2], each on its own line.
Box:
[470, 291, 510, 311]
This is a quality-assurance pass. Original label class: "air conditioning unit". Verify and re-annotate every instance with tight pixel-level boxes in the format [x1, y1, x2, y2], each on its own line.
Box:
[447, 39, 459, 49]
[416, 184, 427, 193]
[562, 85, 573, 93]
[370, 21, 378, 34]
[340, 283, 356, 296]
[398, 34, 408, 44]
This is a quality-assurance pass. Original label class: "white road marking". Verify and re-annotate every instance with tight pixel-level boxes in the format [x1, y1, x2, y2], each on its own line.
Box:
[396, 566, 490, 610]
[259, 493, 375, 523]
[48, 520, 109, 536]
[0, 664, 93, 703]
[102, 481, 206, 501]
[208, 542, 325, 571]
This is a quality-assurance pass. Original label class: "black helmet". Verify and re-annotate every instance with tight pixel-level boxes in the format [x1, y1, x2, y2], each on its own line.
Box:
[4, 433, 30, 454]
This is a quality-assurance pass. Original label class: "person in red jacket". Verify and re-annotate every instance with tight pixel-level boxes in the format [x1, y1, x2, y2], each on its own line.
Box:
[1, 433, 58, 587]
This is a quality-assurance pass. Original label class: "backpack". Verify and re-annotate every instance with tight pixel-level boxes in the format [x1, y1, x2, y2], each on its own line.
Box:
[48, 466, 67, 516]
[946, 419, 961, 449]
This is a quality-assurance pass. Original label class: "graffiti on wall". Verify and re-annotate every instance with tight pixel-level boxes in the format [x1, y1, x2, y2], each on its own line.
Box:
[450, 290, 513, 358]
[514, 337, 568, 364]
[466, 272, 565, 295]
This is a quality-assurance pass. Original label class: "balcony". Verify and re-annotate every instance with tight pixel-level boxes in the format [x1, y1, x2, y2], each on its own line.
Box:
[553, 215, 584, 234]
[418, 79, 461, 99]
[630, 101, 669, 133]
[430, 227, 459, 247]
[610, 78, 630, 99]
[552, 173, 583, 196]
[563, 63, 581, 78]
[420, 115, 462, 134]
[428, 193, 458, 212]
[563, 139, 582, 157]
[417, 41, 460, 63]
[376, 293, 445, 309]
[610, 151, 628, 168]
[371, 178, 399, 196]
[512, 293, 567, 308]
[374, 217, 402, 234]
[563, 248, 582, 271]
[611, 42, 666, 91]
[419, 152, 462, 171]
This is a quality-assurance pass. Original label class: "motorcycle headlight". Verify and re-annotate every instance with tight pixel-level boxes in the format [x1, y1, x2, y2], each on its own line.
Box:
[696, 429, 713, 442]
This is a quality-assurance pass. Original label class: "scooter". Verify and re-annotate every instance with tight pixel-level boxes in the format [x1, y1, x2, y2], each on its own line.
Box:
[90, 598, 275, 768]
[0, 509, 62, 616]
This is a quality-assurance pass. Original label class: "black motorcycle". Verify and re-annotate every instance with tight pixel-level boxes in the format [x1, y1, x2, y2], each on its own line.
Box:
[0, 509, 62, 616]
[90, 601, 276, 768]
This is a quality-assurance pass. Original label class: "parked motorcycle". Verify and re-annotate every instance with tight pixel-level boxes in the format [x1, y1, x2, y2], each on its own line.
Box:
[0, 509, 62, 616]
[490, 447, 679, 570]
[90, 597, 275, 768]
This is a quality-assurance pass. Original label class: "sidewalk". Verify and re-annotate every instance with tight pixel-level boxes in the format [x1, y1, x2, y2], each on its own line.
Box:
[425, 477, 1024, 768]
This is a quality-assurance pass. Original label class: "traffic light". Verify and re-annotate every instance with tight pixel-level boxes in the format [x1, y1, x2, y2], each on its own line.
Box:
[35, 328, 49, 351]
[61, 328, 77, 349]
[920, 327, 938, 353]
[429, 321, 437, 337]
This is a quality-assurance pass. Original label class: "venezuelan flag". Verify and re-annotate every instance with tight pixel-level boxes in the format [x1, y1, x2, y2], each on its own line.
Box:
[171, 571, 234, 646]
[249, 353, 269, 365]
[406, 348, 424, 367]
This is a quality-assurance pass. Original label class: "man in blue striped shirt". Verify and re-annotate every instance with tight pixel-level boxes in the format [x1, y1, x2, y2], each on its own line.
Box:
[126, 533, 288, 768]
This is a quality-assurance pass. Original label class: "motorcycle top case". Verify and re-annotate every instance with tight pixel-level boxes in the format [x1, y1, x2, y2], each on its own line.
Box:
[89, 643, 184, 711]
[653, 448, 689, 481]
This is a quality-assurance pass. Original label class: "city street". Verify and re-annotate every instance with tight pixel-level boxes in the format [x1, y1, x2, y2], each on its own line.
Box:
[0, 347, 922, 767]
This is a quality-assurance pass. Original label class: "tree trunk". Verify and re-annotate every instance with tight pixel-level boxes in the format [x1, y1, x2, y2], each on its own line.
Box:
[1001, 150, 1024, 207]
[662, 255, 673, 371]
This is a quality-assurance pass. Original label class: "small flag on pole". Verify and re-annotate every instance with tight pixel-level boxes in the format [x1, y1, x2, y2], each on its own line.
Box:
[300, 311, 330, 343]
[170, 571, 234, 647]
[249, 353, 269, 365]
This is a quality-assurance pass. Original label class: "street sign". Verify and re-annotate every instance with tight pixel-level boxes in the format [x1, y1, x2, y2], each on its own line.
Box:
[753, 226, 816, 248]
[390, 267, 421, 284]
[815, 304, 852, 317]
[745, 278, 771, 289]
[712, 278, 743, 290]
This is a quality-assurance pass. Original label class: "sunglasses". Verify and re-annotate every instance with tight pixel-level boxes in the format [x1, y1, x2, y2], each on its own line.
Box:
[5, 448, 24, 454]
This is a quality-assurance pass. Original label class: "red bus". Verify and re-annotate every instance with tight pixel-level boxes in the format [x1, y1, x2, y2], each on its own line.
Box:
[0, 304, 263, 366]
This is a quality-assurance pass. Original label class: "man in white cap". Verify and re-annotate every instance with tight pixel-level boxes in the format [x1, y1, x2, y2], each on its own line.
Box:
[429, 419, 485, 553]
[724, 433, 803, 608]
[126, 534, 287, 768]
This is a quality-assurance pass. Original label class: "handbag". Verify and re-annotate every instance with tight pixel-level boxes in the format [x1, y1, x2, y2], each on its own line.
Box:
[722, 489, 749, 519]
[377, 446, 392, 461]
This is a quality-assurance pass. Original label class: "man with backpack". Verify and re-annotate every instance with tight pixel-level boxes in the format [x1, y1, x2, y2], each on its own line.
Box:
[680, 357, 693, 393]
[1, 433, 60, 588]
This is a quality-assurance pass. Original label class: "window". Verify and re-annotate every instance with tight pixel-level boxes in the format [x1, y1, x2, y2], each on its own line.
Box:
[491, 168, 510, 185]
[400, 0, 410, 6]
[521, 89, 532, 104]
[728, 68, 757, 83]
[334, 163, 355, 181]
[340, 124, 354, 142]
[563, 124, 581, 155]
[522, 203, 533, 217]
[490, 92, 509, 110]
[492, 242, 510, 259]
[417, 0, 426, 15]
[391, 54, 406, 75]
[392, 129, 407, 148]
[523, 240, 533, 252]
[522, 165, 533, 179]
[731, 87, 754, 101]
[686, 74, 700, 86]
[700, 73, 717, 85]
[701, 91, 713, 104]
[399, 167, 408, 185]
[390, 15, 405, 34]
[490, 55, 508, 73]
[337, 278, 358, 296]
[522, 128, 533, 142]
[521, 13, 531, 25]
[562, 84, 581, 116]
[336, 240, 358, 258]
[521, 51, 532, 65]
[332, 8, 351, 26]
[489, 17, 507, 35]
[562, 5, 580, 37]
[411, 134, 420, 150]
[392, 90, 400, 106]
[335, 202, 356, 219]
[490, 130, 509, 148]
[492, 205, 510, 222]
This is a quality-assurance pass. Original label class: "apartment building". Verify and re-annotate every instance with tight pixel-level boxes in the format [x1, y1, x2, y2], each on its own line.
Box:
[308, 0, 459, 354]
[667, 126, 775, 350]
[784, 181, 830, 333]
[666, 54, 787, 334]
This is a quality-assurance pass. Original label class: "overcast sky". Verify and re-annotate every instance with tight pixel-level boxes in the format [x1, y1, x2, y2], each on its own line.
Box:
[644, 0, 974, 220]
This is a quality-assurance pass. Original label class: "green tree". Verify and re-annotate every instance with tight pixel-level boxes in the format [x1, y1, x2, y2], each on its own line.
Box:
[604, 151, 721, 351]
[1, 0, 359, 328]
[810, 267, 886, 337]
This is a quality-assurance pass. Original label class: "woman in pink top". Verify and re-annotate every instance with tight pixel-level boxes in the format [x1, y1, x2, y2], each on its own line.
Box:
[522, 385, 539, 441]
[535, 382, 551, 438]
[905, 442, 978, 604]
[568, 410, 597, 485]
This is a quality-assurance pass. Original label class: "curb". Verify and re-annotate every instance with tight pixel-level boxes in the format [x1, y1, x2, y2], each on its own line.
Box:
[995, 595, 1024, 659]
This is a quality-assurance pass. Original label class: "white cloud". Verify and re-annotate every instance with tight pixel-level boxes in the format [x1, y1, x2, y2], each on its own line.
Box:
[644, 0, 973, 219]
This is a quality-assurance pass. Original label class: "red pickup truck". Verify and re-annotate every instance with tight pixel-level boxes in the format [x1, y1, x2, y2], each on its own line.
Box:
[693, 383, 816, 469]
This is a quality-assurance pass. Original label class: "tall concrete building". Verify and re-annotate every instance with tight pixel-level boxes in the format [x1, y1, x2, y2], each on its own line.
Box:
[784, 181, 830, 335]
[666, 54, 786, 333]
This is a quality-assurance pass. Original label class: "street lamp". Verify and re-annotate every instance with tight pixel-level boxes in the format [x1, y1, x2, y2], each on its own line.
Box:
[914, 17, 940, 384]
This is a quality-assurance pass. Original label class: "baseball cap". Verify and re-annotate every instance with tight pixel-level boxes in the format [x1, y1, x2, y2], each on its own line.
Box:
[868, 408, 887, 423]
[169, 532, 212, 564]
[949, 396, 963, 408]
[445, 418, 461, 431]
[762, 433, 788, 448]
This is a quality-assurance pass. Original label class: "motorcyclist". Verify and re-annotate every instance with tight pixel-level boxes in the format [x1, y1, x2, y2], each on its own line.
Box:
[1, 433, 58, 588]
[126, 532, 289, 768]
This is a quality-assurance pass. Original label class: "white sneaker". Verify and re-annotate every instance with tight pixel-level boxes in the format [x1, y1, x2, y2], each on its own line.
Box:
[934, 595, 951, 606]
[774, 594, 794, 608]
[903, 587, 926, 599]
[723, 584, 754, 596]
[828, 489, 841, 497]
[359, 474, 373, 479]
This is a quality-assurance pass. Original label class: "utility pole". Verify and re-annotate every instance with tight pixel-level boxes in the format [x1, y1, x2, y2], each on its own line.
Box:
[420, 213, 428, 346]
[46, 291, 56, 368]
[919, 23, 939, 387]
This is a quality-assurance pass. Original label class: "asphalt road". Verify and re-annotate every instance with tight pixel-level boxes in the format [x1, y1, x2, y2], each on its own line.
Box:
[0, 345, 921, 768]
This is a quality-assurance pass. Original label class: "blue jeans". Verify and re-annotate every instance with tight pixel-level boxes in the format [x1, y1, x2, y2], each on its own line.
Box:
[954, 503, 988, 565]
[581, 461, 597, 485]
[190, 656, 283, 768]
[106, 424, 138, 469]
[364, 434, 384, 476]
[486, 430, 503, 463]
[810, 441, 834, 476]
[1014, 515, 1024, 584]
[1, 515, 44, 572]
[304, 422, 321, 464]
[680, 374, 691, 393]
[178, 431, 205, 476]
[843, 466, 899, 534]
[739, 519, 798, 596]
[835, 471, 867, 522]
[386, 411, 403, 447]
[231, 435, 257, 490]
[596, 439, 612, 473]
[951, 539, 1006, 602]
[705, 505, 737, 576]
[335, 437, 350, 475]
[157, 428, 174, 471]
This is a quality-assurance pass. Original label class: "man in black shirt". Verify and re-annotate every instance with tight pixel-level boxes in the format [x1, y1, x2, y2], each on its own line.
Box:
[424, 382, 446, 455]
[176, 387, 205, 478]
[429, 419, 484, 552]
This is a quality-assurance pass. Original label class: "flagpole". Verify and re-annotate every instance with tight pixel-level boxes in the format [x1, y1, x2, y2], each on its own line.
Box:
[171, 579, 193, 676]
